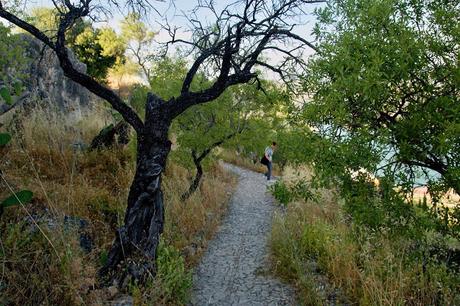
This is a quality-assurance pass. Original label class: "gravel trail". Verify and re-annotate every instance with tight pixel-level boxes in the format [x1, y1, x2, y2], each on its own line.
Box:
[190, 163, 296, 306]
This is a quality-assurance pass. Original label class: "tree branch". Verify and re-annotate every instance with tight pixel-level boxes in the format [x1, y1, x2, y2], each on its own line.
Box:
[0, 3, 145, 134]
[161, 0, 318, 119]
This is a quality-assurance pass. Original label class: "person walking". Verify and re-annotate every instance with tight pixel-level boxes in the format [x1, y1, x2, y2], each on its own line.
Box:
[263, 142, 277, 181]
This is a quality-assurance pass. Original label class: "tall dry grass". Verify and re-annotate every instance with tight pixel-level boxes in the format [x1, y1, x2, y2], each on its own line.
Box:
[0, 110, 236, 305]
[270, 165, 460, 306]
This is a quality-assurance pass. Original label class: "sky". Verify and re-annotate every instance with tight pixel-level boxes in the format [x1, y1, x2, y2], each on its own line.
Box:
[15, 0, 324, 79]
[24, 0, 321, 44]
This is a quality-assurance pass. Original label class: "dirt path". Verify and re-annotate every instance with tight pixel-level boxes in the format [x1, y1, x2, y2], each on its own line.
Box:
[190, 163, 296, 306]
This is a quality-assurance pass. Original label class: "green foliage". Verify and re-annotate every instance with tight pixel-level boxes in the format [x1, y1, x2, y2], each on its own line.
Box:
[283, 1, 460, 270]
[73, 26, 126, 81]
[272, 128, 315, 168]
[156, 240, 192, 304]
[304, 0, 460, 194]
[1, 190, 33, 208]
[99, 124, 115, 137]
[129, 84, 150, 117]
[26, 7, 126, 81]
[270, 179, 318, 206]
[150, 57, 189, 100]
[271, 214, 334, 305]
[0, 133, 11, 146]
[121, 13, 155, 43]
[290, 180, 318, 203]
[99, 250, 109, 266]
[0, 82, 25, 106]
[98, 28, 126, 58]
[0, 87, 12, 105]
[270, 3, 460, 297]
[120, 12, 156, 78]
[128, 57, 189, 118]
[269, 181, 292, 205]
[26, 7, 88, 49]
[126, 239, 194, 304]
[0, 24, 27, 104]
[27, 7, 58, 34]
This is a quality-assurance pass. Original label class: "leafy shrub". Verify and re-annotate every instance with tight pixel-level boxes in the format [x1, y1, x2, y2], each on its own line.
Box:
[156, 240, 192, 304]
[132, 240, 192, 305]
[0, 132, 12, 145]
[291, 179, 318, 203]
[269, 179, 318, 205]
[269, 181, 293, 205]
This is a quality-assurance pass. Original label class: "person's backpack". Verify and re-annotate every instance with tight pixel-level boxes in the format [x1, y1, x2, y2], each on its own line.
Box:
[260, 155, 269, 165]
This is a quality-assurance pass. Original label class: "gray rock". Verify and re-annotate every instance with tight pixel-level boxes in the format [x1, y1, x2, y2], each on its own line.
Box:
[110, 295, 133, 306]
[24, 212, 94, 253]
[1, 34, 97, 122]
[63, 215, 94, 253]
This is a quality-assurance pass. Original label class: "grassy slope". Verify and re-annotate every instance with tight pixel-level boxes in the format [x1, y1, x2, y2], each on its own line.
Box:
[270, 165, 460, 306]
[0, 112, 236, 305]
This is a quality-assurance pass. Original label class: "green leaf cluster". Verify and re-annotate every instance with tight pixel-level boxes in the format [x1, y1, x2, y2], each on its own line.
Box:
[1, 190, 33, 208]
[303, 0, 460, 194]
[26, 7, 126, 81]
[0, 24, 28, 105]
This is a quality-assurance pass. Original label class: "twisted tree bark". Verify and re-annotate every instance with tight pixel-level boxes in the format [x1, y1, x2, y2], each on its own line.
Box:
[101, 133, 170, 282]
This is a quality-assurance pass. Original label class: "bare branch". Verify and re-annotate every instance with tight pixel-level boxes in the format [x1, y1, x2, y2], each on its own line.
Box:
[159, 0, 319, 120]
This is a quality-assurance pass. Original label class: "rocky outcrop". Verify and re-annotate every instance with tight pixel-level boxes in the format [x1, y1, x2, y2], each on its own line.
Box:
[0, 34, 97, 122]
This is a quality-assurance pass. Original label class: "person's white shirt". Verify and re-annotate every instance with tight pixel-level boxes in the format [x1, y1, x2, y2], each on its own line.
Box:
[265, 146, 273, 162]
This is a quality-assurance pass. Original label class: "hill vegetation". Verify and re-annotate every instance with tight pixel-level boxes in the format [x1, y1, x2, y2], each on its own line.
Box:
[269, 0, 460, 305]
[0, 0, 459, 304]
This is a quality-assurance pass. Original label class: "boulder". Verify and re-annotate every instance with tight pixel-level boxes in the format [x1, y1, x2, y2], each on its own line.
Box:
[0, 34, 98, 122]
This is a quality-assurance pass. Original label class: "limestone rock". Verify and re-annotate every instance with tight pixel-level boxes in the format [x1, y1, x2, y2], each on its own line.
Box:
[1, 34, 98, 122]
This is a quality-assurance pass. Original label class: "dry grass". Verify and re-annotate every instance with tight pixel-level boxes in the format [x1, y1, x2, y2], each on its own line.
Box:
[163, 161, 236, 266]
[0, 111, 236, 305]
[270, 165, 460, 306]
[219, 149, 281, 176]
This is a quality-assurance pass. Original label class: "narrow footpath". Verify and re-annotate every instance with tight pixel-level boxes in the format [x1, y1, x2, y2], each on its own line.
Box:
[190, 163, 296, 306]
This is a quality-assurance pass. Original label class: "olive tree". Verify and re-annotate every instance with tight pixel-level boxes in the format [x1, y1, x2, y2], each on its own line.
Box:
[175, 82, 282, 200]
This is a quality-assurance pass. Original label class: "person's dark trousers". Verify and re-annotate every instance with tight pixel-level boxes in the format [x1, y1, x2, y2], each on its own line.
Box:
[266, 162, 272, 180]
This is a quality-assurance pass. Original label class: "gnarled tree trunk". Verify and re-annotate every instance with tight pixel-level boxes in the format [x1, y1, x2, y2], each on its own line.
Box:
[181, 131, 241, 201]
[101, 100, 172, 283]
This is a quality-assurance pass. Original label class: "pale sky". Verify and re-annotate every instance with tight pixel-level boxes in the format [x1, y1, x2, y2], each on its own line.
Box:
[15, 0, 323, 80]
[25, 0, 321, 43]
